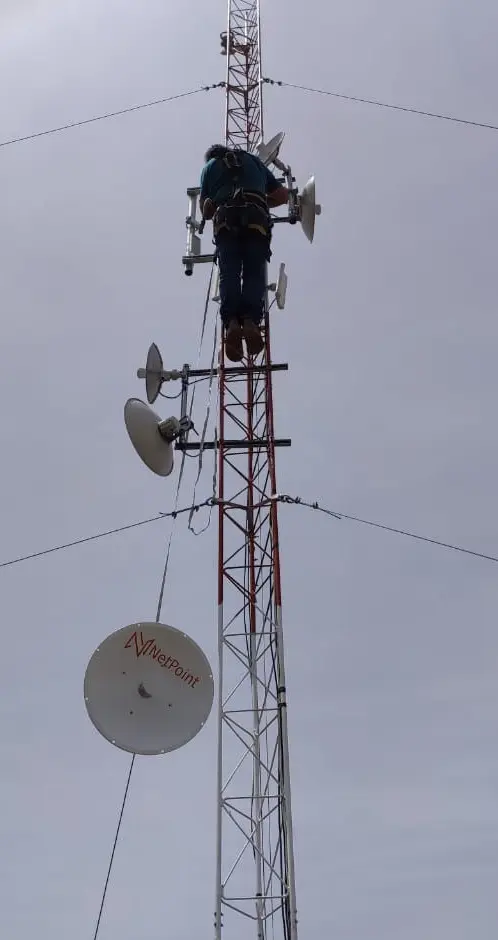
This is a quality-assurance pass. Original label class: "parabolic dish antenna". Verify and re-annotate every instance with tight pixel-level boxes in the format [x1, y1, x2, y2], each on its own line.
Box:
[84, 622, 214, 755]
[256, 131, 285, 167]
[300, 176, 321, 244]
[124, 398, 177, 477]
[138, 342, 164, 405]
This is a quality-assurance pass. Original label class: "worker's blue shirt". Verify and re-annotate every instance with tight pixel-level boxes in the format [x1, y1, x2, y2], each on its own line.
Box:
[200, 151, 280, 206]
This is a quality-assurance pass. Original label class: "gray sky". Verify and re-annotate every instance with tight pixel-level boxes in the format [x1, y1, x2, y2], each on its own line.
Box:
[1, 0, 498, 937]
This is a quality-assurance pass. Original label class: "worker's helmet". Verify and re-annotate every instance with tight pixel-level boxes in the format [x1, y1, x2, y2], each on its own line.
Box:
[205, 144, 230, 162]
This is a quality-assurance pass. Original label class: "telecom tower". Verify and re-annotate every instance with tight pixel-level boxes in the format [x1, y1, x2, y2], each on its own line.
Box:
[83, 3, 320, 940]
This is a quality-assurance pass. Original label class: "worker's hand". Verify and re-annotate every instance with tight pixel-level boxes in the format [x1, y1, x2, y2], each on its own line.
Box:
[202, 198, 215, 220]
[266, 186, 289, 209]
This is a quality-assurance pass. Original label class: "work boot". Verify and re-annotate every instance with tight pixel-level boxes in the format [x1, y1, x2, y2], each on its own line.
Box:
[242, 318, 264, 357]
[225, 318, 243, 362]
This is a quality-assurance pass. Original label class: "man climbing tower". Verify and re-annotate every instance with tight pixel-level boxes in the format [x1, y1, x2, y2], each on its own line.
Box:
[199, 145, 289, 362]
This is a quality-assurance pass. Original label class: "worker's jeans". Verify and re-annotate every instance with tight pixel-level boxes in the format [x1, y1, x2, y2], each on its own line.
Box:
[215, 230, 270, 326]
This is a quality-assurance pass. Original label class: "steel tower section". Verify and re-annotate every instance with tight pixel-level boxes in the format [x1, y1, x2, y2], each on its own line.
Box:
[215, 3, 298, 940]
[222, 0, 264, 150]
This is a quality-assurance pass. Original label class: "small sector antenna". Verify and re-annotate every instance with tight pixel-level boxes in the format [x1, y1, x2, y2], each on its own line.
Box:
[211, 268, 221, 302]
[275, 263, 288, 310]
[84, 622, 214, 755]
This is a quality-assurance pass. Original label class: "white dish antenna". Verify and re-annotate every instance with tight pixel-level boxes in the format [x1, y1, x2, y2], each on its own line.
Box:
[136, 342, 163, 405]
[256, 131, 285, 167]
[299, 176, 322, 244]
[275, 263, 288, 310]
[124, 398, 178, 476]
[84, 622, 214, 755]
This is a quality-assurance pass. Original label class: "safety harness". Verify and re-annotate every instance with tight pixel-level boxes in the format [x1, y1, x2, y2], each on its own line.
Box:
[212, 149, 272, 239]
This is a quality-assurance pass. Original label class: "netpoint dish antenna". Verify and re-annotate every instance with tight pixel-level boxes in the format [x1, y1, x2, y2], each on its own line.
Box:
[84, 622, 214, 755]
[256, 130, 285, 167]
[299, 176, 322, 244]
[124, 398, 179, 477]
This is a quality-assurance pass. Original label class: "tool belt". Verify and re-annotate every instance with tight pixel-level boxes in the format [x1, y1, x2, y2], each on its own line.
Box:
[213, 190, 271, 239]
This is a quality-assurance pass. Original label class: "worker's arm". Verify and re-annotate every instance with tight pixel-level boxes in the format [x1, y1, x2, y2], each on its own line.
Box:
[199, 165, 215, 219]
[264, 164, 289, 208]
[266, 185, 289, 208]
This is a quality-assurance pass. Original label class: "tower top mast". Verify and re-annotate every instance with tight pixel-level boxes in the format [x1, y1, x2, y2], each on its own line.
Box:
[221, 0, 264, 150]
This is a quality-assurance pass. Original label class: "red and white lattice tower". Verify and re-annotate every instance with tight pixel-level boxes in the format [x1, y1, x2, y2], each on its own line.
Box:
[126, 0, 319, 934]
[213, 3, 298, 940]
[93, 1, 319, 935]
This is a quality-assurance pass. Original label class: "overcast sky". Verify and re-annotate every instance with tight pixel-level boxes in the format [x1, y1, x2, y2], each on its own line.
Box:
[1, 1, 498, 938]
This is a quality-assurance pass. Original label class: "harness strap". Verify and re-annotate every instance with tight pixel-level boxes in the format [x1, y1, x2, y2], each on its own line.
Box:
[211, 151, 271, 238]
[213, 199, 271, 238]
